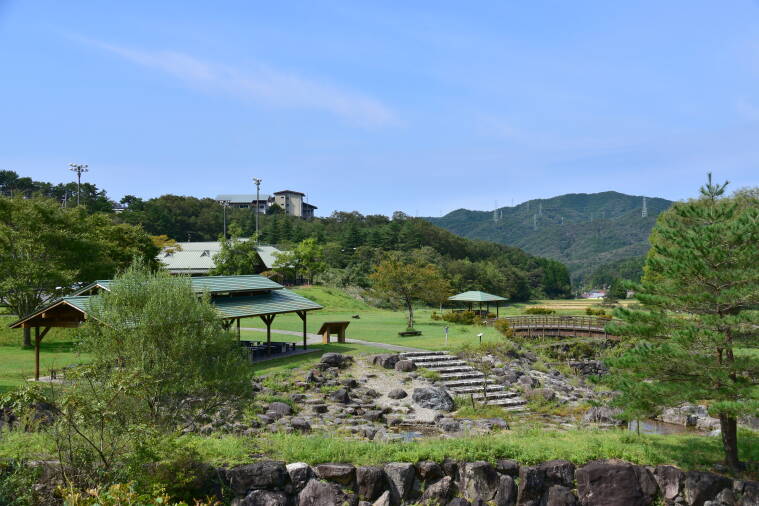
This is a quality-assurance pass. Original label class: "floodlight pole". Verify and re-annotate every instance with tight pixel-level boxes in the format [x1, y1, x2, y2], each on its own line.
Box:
[253, 177, 262, 243]
[68, 163, 89, 206]
[220, 200, 230, 239]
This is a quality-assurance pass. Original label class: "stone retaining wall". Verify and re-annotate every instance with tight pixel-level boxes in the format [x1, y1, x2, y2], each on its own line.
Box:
[220, 458, 759, 506]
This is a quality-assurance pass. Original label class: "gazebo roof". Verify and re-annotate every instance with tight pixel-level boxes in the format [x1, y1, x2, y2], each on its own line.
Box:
[448, 290, 508, 302]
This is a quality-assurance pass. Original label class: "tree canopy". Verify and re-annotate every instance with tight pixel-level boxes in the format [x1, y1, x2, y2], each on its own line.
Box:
[604, 179, 759, 470]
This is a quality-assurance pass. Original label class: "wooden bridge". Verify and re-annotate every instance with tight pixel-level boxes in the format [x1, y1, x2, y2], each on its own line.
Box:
[494, 315, 615, 338]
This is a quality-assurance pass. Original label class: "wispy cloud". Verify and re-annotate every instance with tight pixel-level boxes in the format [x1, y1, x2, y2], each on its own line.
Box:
[82, 38, 397, 127]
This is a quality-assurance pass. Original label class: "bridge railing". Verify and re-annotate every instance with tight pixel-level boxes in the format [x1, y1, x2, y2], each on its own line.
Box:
[496, 315, 615, 332]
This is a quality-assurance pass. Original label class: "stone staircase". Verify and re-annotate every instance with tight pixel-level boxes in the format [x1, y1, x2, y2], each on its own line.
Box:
[399, 351, 526, 411]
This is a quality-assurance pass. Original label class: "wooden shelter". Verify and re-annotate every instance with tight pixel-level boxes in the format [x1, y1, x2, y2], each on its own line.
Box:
[448, 290, 508, 317]
[9, 275, 323, 380]
[316, 321, 350, 344]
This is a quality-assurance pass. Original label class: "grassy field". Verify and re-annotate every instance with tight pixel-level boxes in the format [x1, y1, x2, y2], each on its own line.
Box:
[0, 287, 629, 392]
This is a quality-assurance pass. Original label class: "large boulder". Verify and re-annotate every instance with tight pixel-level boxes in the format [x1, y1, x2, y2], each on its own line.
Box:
[416, 460, 443, 482]
[544, 485, 578, 506]
[496, 475, 518, 506]
[315, 463, 356, 487]
[495, 459, 520, 478]
[298, 478, 354, 506]
[461, 461, 500, 502]
[517, 460, 576, 505]
[290, 417, 311, 433]
[420, 475, 454, 504]
[357, 466, 387, 502]
[286, 462, 313, 493]
[384, 462, 418, 504]
[372, 354, 400, 369]
[235, 490, 290, 506]
[654, 465, 685, 503]
[225, 461, 289, 496]
[412, 387, 454, 411]
[683, 471, 732, 506]
[575, 460, 657, 506]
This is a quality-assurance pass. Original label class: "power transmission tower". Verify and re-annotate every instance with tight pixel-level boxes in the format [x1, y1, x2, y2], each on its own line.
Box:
[538, 201, 542, 217]
[642, 197, 648, 218]
[533, 214, 538, 230]
[493, 201, 498, 223]
[68, 163, 88, 206]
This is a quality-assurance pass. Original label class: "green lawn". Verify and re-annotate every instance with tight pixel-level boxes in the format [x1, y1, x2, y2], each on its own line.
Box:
[251, 342, 394, 376]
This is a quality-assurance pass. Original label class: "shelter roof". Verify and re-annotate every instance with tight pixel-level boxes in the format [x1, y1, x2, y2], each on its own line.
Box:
[448, 290, 508, 302]
[212, 289, 322, 318]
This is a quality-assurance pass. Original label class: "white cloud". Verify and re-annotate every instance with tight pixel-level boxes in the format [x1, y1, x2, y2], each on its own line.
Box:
[85, 39, 397, 127]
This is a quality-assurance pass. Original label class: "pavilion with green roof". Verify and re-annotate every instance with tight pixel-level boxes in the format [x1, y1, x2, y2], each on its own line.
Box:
[9, 275, 323, 380]
[448, 290, 508, 317]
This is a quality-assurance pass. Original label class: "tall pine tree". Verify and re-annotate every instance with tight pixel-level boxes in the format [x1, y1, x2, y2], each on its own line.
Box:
[605, 175, 759, 470]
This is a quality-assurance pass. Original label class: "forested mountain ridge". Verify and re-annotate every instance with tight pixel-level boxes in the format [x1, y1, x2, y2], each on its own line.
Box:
[0, 170, 572, 300]
[426, 191, 673, 285]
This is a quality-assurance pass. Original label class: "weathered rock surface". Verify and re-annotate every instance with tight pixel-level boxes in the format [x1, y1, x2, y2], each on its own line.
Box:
[315, 463, 356, 486]
[394, 360, 416, 372]
[384, 462, 418, 504]
[387, 388, 407, 400]
[225, 461, 288, 496]
[357, 466, 387, 501]
[461, 461, 500, 502]
[411, 387, 454, 411]
[576, 460, 657, 506]
[372, 354, 400, 369]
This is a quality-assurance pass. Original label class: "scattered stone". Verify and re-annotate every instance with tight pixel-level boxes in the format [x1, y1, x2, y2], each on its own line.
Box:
[576, 459, 657, 506]
[372, 354, 400, 369]
[364, 410, 384, 422]
[290, 417, 311, 433]
[496, 475, 517, 506]
[387, 389, 408, 400]
[518, 375, 539, 388]
[319, 353, 352, 369]
[544, 485, 578, 506]
[395, 360, 417, 372]
[439, 418, 461, 433]
[654, 465, 685, 502]
[412, 387, 454, 411]
[328, 389, 351, 404]
[297, 478, 352, 506]
[311, 404, 328, 414]
[236, 489, 290, 506]
[583, 406, 624, 425]
[417, 460, 443, 482]
[495, 459, 520, 478]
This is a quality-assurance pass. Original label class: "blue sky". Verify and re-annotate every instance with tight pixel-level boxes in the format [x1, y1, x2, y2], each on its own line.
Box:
[1, 1, 758, 216]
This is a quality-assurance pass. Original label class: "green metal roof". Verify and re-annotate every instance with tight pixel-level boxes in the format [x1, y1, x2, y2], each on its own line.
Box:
[72, 275, 283, 297]
[212, 289, 323, 318]
[448, 290, 508, 302]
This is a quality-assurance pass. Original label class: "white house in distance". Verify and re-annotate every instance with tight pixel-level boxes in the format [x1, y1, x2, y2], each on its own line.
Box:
[215, 190, 317, 218]
[159, 241, 283, 276]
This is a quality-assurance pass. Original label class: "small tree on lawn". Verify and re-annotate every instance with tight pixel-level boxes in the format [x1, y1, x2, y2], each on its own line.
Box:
[211, 234, 263, 275]
[604, 175, 759, 470]
[369, 252, 451, 329]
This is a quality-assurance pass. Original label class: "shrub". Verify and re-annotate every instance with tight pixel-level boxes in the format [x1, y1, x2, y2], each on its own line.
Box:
[523, 307, 555, 315]
[585, 307, 607, 316]
[493, 319, 513, 338]
[430, 311, 442, 321]
[418, 368, 441, 382]
[442, 311, 477, 325]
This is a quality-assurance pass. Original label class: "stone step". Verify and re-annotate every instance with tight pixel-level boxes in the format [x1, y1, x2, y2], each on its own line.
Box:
[410, 357, 462, 366]
[440, 371, 484, 380]
[425, 366, 474, 374]
[485, 401, 527, 410]
[443, 378, 496, 387]
[414, 360, 468, 368]
[400, 351, 449, 358]
[470, 391, 522, 400]
[448, 384, 511, 394]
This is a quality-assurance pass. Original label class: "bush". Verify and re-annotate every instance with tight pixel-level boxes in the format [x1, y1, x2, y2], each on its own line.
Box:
[523, 307, 555, 315]
[493, 319, 513, 338]
[585, 307, 607, 316]
[430, 311, 442, 321]
[442, 311, 477, 325]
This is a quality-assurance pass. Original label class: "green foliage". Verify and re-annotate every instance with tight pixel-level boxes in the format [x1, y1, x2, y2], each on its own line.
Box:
[441, 311, 478, 325]
[0, 197, 158, 346]
[272, 238, 327, 283]
[523, 307, 556, 315]
[587, 256, 645, 288]
[417, 368, 442, 382]
[369, 252, 451, 328]
[210, 236, 263, 275]
[0, 460, 40, 506]
[604, 181, 759, 469]
[585, 307, 607, 316]
[59, 482, 220, 506]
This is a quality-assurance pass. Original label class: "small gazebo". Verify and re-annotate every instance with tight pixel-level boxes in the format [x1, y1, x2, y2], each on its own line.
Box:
[448, 290, 508, 317]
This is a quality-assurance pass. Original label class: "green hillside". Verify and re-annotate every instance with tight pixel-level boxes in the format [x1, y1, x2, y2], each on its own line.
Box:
[427, 191, 673, 285]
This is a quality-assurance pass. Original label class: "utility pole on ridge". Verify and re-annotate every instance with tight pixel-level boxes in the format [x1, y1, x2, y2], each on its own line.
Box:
[68, 163, 88, 206]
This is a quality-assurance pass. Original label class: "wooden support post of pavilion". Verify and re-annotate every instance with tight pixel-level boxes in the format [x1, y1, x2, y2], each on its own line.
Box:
[296, 311, 308, 350]
[34, 327, 51, 381]
[260, 314, 276, 356]
[236, 318, 241, 342]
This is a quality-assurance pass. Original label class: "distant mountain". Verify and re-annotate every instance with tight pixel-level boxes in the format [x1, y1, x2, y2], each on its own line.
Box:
[426, 191, 673, 286]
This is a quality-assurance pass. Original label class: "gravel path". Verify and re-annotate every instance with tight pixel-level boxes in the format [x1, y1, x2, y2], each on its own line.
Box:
[240, 327, 424, 352]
